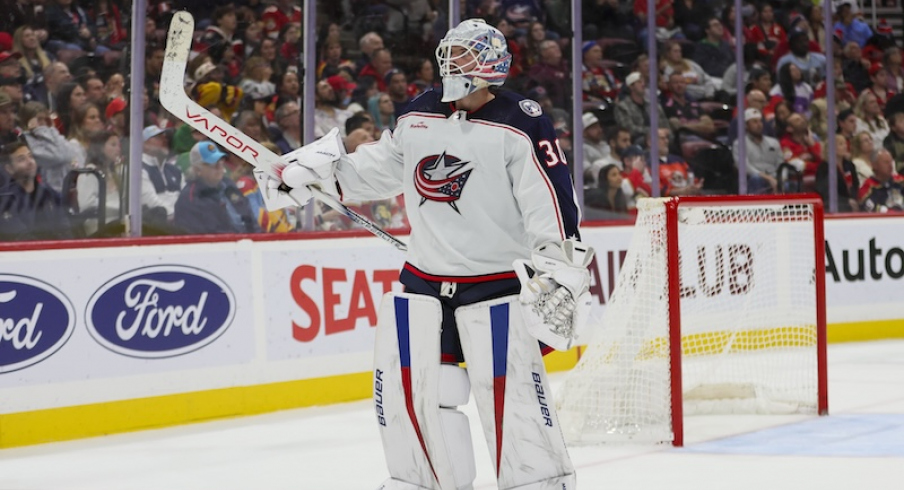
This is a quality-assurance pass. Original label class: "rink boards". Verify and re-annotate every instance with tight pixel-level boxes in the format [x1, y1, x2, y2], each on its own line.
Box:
[0, 215, 902, 448]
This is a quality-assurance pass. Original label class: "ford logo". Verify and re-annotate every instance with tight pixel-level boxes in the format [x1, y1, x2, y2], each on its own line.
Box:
[0, 275, 75, 373]
[86, 265, 235, 358]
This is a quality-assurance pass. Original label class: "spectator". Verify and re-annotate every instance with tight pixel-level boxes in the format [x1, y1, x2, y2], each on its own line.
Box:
[718, 4, 739, 49]
[385, 69, 410, 117]
[0, 55, 25, 108]
[781, 112, 822, 177]
[88, 0, 127, 51]
[884, 112, 904, 173]
[581, 40, 620, 102]
[80, 73, 106, 108]
[885, 47, 904, 94]
[693, 17, 734, 78]
[273, 101, 302, 153]
[44, 0, 95, 53]
[317, 39, 355, 79]
[842, 40, 871, 92]
[527, 39, 570, 109]
[105, 97, 127, 137]
[722, 43, 768, 98]
[368, 92, 397, 133]
[851, 130, 876, 184]
[13, 26, 50, 105]
[358, 47, 394, 92]
[77, 129, 124, 236]
[278, 22, 302, 68]
[588, 126, 633, 182]
[660, 40, 715, 101]
[19, 100, 76, 193]
[241, 18, 264, 60]
[834, 2, 873, 48]
[749, 3, 785, 59]
[0, 91, 19, 146]
[866, 64, 893, 111]
[252, 37, 285, 81]
[652, 127, 703, 196]
[198, 5, 241, 65]
[407, 58, 439, 98]
[584, 163, 628, 212]
[621, 143, 652, 203]
[174, 141, 260, 234]
[354, 31, 384, 75]
[581, 111, 609, 171]
[733, 108, 784, 194]
[345, 112, 376, 138]
[314, 78, 352, 138]
[809, 98, 829, 142]
[140, 125, 182, 227]
[104, 72, 125, 102]
[53, 81, 87, 136]
[838, 108, 859, 144]
[817, 133, 860, 212]
[776, 30, 827, 85]
[772, 62, 813, 117]
[662, 72, 715, 137]
[66, 102, 103, 167]
[522, 20, 548, 70]
[729, 88, 771, 144]
[854, 91, 890, 145]
[191, 60, 244, 122]
[42, 61, 71, 113]
[0, 138, 71, 240]
[804, 4, 827, 53]
[859, 148, 904, 212]
[615, 71, 670, 144]
[814, 57, 858, 108]
[239, 56, 276, 102]
[261, 0, 302, 40]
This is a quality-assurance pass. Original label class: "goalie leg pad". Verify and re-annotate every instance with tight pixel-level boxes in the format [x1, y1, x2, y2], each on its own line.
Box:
[374, 293, 476, 490]
[454, 296, 574, 490]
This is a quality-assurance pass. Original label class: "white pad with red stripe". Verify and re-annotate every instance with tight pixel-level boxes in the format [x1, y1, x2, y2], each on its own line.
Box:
[455, 295, 575, 490]
[374, 292, 476, 490]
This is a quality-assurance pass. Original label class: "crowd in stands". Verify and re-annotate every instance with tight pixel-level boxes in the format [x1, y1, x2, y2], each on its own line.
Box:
[0, 0, 903, 242]
[574, 0, 904, 216]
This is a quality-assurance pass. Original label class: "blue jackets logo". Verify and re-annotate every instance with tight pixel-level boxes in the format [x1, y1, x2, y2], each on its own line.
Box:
[87, 265, 235, 358]
[0, 275, 75, 373]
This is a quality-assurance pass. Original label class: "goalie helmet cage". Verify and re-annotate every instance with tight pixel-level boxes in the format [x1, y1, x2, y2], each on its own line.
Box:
[557, 195, 828, 447]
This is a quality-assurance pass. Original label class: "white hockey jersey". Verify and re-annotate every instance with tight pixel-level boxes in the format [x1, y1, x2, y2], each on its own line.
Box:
[335, 90, 581, 279]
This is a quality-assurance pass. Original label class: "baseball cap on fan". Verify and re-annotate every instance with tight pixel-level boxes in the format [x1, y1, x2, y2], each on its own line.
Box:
[190, 141, 227, 166]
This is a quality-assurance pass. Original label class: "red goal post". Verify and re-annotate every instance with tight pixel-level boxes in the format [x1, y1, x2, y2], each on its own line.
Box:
[558, 195, 828, 447]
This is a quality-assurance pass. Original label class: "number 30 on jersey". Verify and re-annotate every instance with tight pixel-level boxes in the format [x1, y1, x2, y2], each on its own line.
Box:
[538, 139, 567, 167]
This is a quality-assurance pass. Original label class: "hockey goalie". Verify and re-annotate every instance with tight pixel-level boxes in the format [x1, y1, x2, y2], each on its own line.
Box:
[164, 15, 592, 490]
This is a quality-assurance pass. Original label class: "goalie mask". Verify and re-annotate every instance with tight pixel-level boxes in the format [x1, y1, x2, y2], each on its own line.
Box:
[435, 19, 511, 102]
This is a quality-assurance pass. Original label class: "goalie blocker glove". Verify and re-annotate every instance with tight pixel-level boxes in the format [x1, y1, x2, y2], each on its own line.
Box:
[256, 127, 344, 211]
[514, 239, 595, 351]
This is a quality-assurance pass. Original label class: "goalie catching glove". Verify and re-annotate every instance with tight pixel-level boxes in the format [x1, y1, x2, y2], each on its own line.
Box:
[514, 239, 595, 351]
[255, 127, 344, 211]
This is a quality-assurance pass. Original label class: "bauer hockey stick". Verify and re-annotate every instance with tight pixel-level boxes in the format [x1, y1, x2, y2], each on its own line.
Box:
[159, 11, 408, 252]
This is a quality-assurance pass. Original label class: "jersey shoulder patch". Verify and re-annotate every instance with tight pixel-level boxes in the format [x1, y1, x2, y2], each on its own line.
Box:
[519, 99, 543, 117]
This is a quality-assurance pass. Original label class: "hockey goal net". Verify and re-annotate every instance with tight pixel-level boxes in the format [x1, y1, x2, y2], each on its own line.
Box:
[556, 196, 828, 446]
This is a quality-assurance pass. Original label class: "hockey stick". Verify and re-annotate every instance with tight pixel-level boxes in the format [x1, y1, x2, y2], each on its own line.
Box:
[159, 11, 407, 252]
